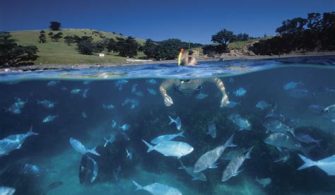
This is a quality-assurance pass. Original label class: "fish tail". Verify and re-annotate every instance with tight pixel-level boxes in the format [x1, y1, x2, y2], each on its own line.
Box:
[168, 116, 175, 124]
[297, 154, 316, 170]
[142, 140, 155, 152]
[28, 126, 39, 136]
[178, 159, 185, 169]
[225, 134, 237, 148]
[132, 180, 143, 191]
[246, 146, 254, 159]
[88, 147, 101, 156]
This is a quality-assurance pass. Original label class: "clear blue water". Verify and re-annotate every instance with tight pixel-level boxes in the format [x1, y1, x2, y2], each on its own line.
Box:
[1, 56, 335, 195]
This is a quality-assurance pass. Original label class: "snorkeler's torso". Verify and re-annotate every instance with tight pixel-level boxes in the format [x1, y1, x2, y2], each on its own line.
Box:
[175, 79, 203, 95]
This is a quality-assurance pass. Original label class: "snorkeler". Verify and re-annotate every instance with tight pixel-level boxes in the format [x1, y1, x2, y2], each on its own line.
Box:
[178, 48, 197, 66]
[159, 49, 230, 107]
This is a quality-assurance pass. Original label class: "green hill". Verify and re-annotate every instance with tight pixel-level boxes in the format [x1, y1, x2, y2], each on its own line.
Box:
[10, 29, 145, 65]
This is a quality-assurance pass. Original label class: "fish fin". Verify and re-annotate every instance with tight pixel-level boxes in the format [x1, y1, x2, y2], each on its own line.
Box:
[245, 146, 254, 159]
[142, 140, 155, 152]
[88, 147, 100, 156]
[276, 147, 282, 152]
[178, 131, 185, 138]
[234, 169, 243, 176]
[297, 154, 316, 170]
[132, 180, 143, 191]
[209, 163, 218, 169]
[225, 134, 237, 148]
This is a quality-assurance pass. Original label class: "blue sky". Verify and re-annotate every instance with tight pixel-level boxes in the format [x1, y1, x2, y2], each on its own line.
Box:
[1, 0, 334, 43]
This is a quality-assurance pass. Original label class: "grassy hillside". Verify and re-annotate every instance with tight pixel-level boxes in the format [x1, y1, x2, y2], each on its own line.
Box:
[10, 29, 145, 65]
[228, 39, 258, 50]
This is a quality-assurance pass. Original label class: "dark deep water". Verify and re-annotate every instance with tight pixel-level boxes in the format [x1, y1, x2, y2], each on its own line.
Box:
[1, 57, 335, 195]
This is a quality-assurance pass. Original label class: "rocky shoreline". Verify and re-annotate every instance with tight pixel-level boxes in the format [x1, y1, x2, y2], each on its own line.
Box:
[1, 51, 335, 73]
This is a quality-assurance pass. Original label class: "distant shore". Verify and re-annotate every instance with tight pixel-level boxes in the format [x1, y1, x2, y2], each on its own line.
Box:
[1, 51, 335, 73]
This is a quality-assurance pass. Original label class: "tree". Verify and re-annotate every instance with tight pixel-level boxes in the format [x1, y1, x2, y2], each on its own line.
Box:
[235, 33, 250, 41]
[116, 36, 139, 57]
[0, 32, 38, 66]
[39, 30, 46, 43]
[77, 39, 94, 55]
[48, 32, 54, 38]
[94, 39, 109, 53]
[155, 39, 187, 60]
[49, 21, 61, 31]
[211, 29, 236, 45]
[276, 17, 307, 35]
[51, 32, 63, 42]
[106, 38, 117, 52]
[64, 35, 76, 45]
[143, 39, 158, 59]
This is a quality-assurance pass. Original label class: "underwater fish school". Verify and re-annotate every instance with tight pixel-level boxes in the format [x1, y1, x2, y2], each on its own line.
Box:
[1, 56, 335, 195]
[1, 0, 335, 194]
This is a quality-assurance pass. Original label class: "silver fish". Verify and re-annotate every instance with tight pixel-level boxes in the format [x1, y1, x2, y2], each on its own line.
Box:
[8, 98, 26, 114]
[70, 88, 81, 94]
[42, 115, 57, 123]
[102, 103, 115, 110]
[221, 147, 253, 182]
[226, 101, 240, 108]
[228, 114, 251, 131]
[193, 134, 236, 173]
[169, 116, 182, 131]
[111, 120, 117, 128]
[126, 148, 133, 160]
[23, 163, 41, 175]
[263, 119, 294, 135]
[122, 98, 139, 109]
[81, 112, 87, 118]
[287, 88, 309, 98]
[146, 79, 157, 84]
[147, 88, 157, 95]
[0, 186, 15, 195]
[221, 148, 249, 161]
[295, 132, 321, 146]
[264, 132, 303, 152]
[256, 177, 271, 188]
[37, 99, 55, 109]
[256, 100, 271, 110]
[195, 92, 208, 100]
[0, 127, 38, 157]
[178, 161, 207, 181]
[324, 104, 335, 113]
[143, 140, 193, 159]
[82, 88, 89, 98]
[119, 124, 130, 131]
[298, 154, 335, 176]
[131, 84, 138, 93]
[69, 137, 100, 156]
[233, 87, 247, 97]
[206, 121, 217, 139]
[46, 80, 59, 86]
[115, 79, 128, 90]
[151, 131, 184, 145]
[283, 81, 302, 90]
[132, 181, 182, 195]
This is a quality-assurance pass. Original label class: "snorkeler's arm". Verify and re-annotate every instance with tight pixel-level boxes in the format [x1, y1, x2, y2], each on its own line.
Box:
[159, 80, 175, 107]
[208, 78, 230, 107]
